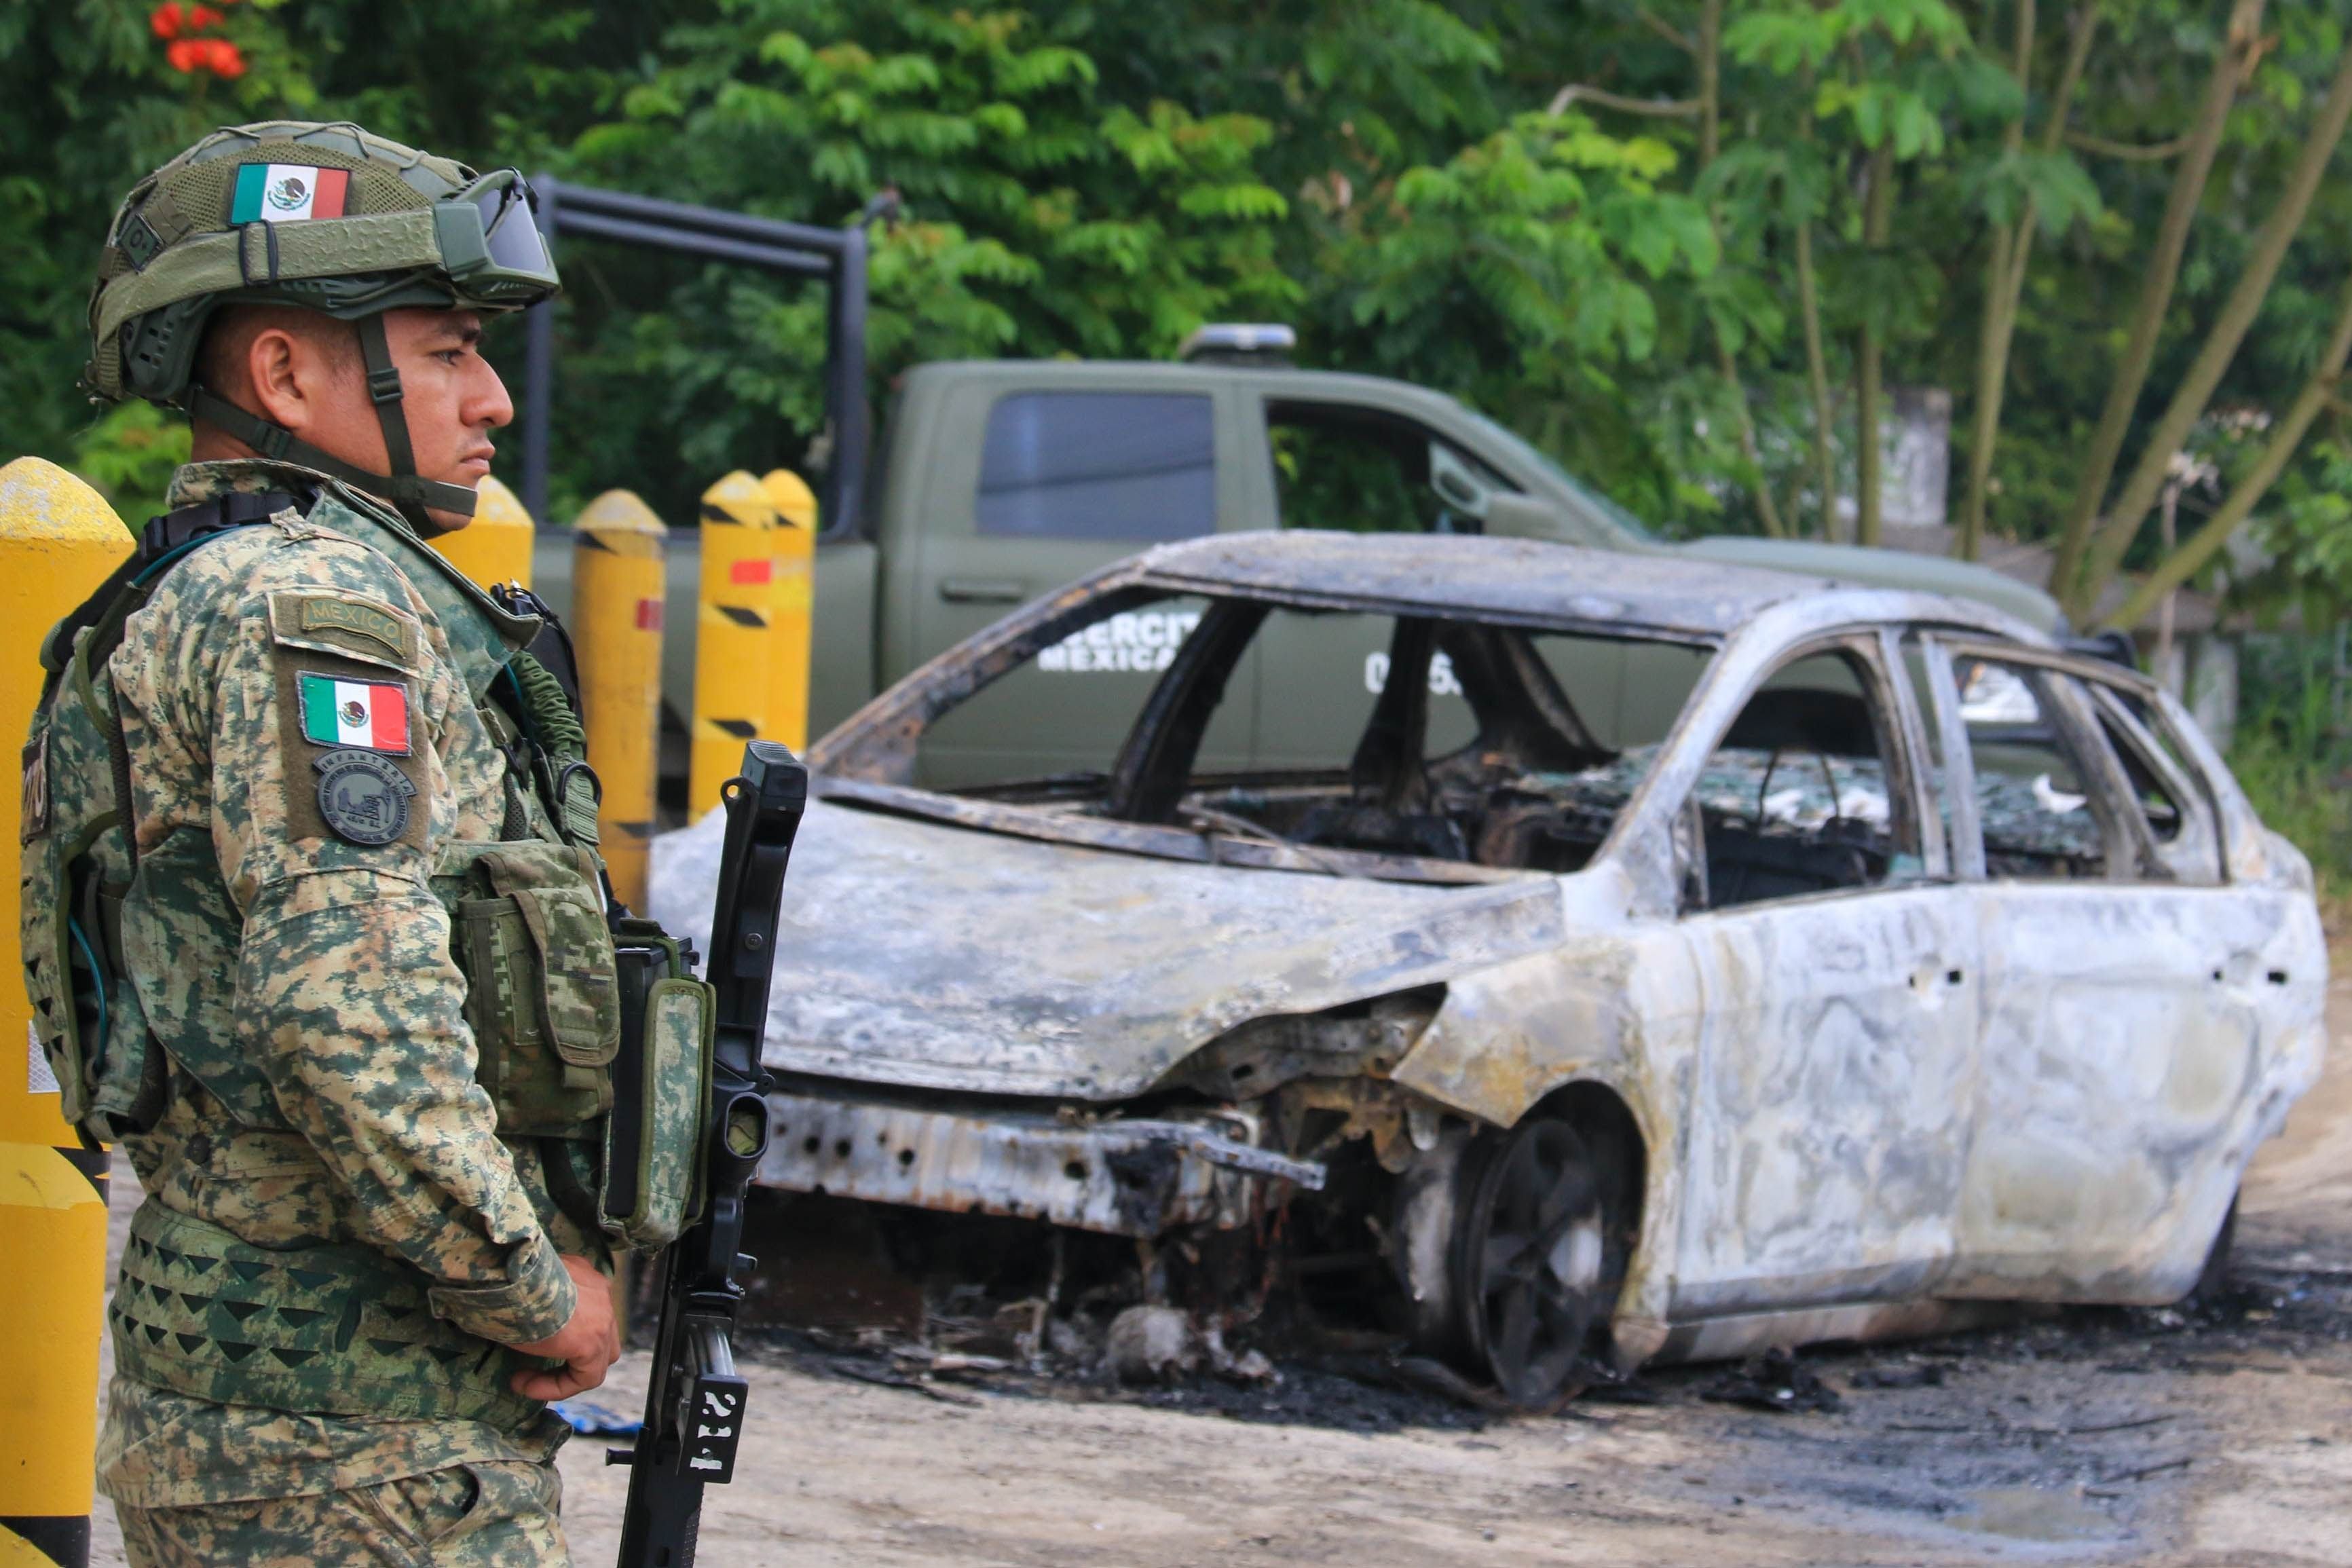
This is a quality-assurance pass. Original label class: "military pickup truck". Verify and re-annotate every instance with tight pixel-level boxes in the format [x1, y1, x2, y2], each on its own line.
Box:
[533, 337, 2062, 790]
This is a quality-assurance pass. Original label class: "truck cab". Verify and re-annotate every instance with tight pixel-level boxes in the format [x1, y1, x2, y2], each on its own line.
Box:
[811, 355, 2061, 777]
[539, 348, 2064, 795]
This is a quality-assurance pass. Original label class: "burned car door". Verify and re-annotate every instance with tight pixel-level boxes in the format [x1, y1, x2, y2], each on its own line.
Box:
[1931, 640, 2275, 1303]
[1666, 631, 1979, 1318]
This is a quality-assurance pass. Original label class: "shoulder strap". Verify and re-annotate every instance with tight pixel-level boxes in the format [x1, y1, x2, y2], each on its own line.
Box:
[45, 489, 301, 876]
[39, 489, 306, 705]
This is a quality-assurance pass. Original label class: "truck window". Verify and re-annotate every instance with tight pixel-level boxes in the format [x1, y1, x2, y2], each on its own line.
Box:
[1267, 403, 1508, 534]
[975, 392, 1216, 541]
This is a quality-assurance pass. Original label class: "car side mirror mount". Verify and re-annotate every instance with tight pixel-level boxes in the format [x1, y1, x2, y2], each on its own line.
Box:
[1483, 493, 1590, 544]
[1673, 795, 1709, 914]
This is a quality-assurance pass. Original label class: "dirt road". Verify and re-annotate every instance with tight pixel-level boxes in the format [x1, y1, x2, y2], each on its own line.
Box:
[88, 961, 2352, 1566]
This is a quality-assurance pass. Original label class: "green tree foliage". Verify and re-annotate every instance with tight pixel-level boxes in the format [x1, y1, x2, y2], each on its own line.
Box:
[5, 0, 2350, 627]
[541, 0, 1300, 518]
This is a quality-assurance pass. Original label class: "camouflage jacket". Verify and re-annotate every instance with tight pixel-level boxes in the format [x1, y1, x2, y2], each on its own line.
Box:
[95, 460, 603, 1507]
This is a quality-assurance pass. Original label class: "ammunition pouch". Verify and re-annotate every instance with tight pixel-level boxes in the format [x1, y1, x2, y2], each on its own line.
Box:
[432, 841, 715, 1251]
[604, 917, 715, 1248]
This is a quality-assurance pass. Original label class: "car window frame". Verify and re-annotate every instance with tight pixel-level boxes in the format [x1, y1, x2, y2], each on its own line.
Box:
[1933, 634, 2166, 885]
[1664, 626, 1936, 917]
[2081, 680, 2225, 886]
[1909, 631, 1987, 881]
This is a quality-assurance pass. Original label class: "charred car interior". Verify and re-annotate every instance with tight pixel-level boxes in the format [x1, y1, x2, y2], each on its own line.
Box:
[650, 532, 2325, 1409]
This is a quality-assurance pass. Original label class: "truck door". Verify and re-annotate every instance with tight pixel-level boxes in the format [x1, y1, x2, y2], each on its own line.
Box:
[906, 384, 1257, 783]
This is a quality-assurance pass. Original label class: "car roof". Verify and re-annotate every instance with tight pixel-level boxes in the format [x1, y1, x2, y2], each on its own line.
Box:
[1124, 530, 1841, 641]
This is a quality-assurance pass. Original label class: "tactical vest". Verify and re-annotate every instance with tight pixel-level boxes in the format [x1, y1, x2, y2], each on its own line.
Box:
[20, 486, 716, 1425]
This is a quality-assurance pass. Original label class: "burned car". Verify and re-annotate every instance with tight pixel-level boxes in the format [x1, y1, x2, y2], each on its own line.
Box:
[650, 532, 2326, 1405]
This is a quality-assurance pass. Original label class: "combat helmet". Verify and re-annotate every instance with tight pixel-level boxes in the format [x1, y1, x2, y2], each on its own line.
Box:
[84, 120, 561, 526]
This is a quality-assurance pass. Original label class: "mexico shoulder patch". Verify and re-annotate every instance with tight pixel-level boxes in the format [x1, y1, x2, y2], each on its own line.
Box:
[297, 673, 411, 755]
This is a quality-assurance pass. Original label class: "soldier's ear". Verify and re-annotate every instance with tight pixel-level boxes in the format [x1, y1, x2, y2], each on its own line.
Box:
[244, 326, 312, 433]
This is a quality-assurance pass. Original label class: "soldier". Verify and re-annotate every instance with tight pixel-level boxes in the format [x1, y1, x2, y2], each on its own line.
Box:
[27, 123, 633, 1565]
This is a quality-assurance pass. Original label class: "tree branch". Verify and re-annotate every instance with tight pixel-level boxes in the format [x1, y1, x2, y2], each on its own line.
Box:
[1855, 142, 1897, 548]
[1636, 6, 1697, 53]
[2047, 0, 2264, 614]
[1959, 0, 2043, 562]
[2066, 130, 2191, 161]
[2102, 267, 2352, 629]
[1687, 0, 1783, 538]
[2077, 35, 2352, 610]
[1546, 83, 1702, 118]
[1797, 214, 1835, 538]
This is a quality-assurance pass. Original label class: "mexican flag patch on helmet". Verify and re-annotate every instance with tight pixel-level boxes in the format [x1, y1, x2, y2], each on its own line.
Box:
[299, 673, 411, 754]
[231, 164, 350, 224]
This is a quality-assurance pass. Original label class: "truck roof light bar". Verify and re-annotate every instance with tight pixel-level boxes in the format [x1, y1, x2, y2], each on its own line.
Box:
[1179, 323, 1296, 365]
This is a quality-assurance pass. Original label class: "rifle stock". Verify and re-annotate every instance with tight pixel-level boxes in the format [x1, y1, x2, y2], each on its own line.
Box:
[614, 741, 808, 1567]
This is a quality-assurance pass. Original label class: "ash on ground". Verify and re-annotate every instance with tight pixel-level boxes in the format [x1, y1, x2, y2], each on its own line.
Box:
[717, 1190, 2352, 1470]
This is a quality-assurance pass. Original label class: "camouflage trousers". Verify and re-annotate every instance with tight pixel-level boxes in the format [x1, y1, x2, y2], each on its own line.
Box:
[115, 1459, 569, 1567]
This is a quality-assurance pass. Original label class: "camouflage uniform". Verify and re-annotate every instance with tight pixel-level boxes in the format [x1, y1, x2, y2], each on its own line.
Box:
[92, 459, 605, 1565]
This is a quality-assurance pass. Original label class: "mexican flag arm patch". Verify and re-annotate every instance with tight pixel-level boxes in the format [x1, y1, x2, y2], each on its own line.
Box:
[297, 673, 411, 754]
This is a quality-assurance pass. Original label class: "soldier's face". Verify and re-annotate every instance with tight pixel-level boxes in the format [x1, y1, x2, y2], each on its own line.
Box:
[353, 308, 513, 532]
[226, 306, 513, 531]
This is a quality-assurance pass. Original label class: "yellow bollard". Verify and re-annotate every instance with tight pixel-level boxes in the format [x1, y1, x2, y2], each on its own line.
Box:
[571, 491, 667, 910]
[758, 470, 817, 753]
[0, 458, 132, 1568]
[428, 472, 535, 591]
[690, 472, 783, 816]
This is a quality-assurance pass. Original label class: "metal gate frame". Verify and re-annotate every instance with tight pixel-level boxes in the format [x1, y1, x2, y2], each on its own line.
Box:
[518, 179, 891, 540]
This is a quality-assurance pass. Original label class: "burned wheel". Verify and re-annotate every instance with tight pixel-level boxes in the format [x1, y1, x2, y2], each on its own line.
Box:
[1453, 1117, 1624, 1407]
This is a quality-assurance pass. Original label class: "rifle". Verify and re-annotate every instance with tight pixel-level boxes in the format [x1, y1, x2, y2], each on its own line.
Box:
[612, 741, 808, 1567]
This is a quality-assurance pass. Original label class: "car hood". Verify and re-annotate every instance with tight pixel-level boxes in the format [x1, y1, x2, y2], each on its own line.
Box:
[1677, 535, 2064, 633]
[646, 797, 1568, 1099]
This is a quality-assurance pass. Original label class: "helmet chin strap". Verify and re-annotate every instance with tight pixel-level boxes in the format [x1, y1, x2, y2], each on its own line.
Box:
[184, 314, 479, 535]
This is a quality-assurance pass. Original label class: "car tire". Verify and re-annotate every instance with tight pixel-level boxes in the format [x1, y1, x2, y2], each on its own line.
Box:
[1449, 1114, 1630, 1408]
[2183, 1194, 2239, 1309]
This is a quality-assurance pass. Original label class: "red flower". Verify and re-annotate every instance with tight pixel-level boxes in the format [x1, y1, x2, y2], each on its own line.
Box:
[189, 4, 223, 26]
[164, 35, 245, 76]
[150, 2, 185, 39]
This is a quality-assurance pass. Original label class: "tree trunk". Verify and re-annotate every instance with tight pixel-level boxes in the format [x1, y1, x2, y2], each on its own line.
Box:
[1797, 214, 1835, 536]
[2047, 0, 2264, 608]
[1693, 0, 1786, 538]
[1961, 0, 2099, 561]
[2103, 267, 2352, 631]
[1854, 142, 1896, 548]
[2075, 39, 2352, 613]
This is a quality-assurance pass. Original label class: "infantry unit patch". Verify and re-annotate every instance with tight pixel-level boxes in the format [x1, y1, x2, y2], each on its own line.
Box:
[312, 749, 416, 846]
[298, 672, 411, 754]
[230, 164, 350, 224]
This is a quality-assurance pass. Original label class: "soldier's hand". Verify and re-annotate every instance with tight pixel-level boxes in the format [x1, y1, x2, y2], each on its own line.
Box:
[508, 1254, 623, 1400]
